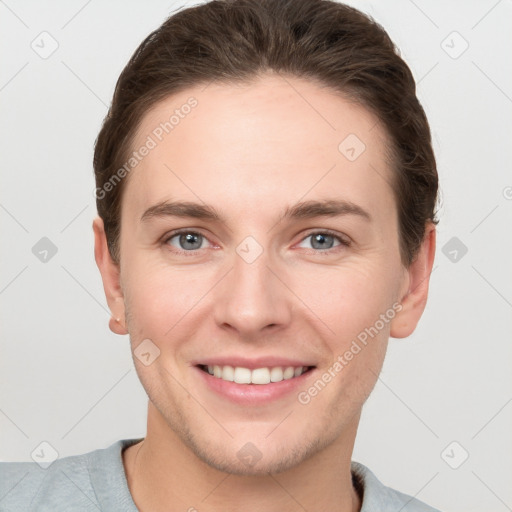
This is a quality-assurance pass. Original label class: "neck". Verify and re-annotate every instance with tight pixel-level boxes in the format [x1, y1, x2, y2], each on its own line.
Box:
[123, 403, 362, 512]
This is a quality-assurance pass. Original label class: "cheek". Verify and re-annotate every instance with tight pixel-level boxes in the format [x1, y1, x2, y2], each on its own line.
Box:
[308, 269, 392, 408]
[334, 335, 388, 414]
[124, 261, 212, 336]
[291, 261, 398, 341]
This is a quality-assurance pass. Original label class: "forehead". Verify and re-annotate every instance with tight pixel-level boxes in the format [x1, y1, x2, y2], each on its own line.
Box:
[123, 73, 395, 224]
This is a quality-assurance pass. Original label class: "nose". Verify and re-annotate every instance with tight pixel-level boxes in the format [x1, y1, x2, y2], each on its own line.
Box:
[213, 245, 292, 340]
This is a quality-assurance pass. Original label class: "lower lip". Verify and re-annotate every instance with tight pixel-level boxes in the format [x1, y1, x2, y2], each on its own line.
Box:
[194, 366, 315, 405]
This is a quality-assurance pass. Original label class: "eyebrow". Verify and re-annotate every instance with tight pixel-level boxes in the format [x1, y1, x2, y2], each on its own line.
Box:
[140, 198, 372, 224]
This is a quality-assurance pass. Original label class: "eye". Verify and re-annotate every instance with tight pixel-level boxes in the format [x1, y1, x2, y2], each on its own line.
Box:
[297, 230, 350, 252]
[164, 230, 211, 253]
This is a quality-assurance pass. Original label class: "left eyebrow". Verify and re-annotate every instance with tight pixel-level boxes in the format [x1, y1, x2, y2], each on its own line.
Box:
[139, 198, 372, 224]
[280, 199, 372, 223]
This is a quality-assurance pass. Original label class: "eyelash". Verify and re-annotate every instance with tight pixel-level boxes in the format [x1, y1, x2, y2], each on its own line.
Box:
[162, 229, 351, 256]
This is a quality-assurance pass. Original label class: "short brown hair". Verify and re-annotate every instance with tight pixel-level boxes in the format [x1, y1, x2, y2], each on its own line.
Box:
[93, 0, 439, 267]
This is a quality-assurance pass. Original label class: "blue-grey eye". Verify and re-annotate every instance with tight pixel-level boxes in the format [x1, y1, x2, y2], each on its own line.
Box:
[297, 232, 344, 251]
[310, 233, 336, 250]
[168, 232, 205, 251]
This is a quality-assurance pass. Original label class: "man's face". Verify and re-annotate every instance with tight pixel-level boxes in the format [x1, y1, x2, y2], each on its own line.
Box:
[116, 73, 409, 474]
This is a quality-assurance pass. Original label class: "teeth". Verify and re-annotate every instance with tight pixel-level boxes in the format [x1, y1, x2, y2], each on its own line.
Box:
[205, 365, 309, 384]
[269, 367, 283, 382]
[222, 365, 234, 382]
[234, 366, 252, 384]
[283, 367, 295, 379]
[249, 367, 270, 384]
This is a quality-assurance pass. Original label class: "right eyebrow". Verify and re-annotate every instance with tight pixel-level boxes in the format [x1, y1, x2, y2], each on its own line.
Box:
[140, 200, 225, 223]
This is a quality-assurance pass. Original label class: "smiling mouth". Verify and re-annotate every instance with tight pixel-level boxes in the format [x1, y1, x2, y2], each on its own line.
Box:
[197, 364, 315, 384]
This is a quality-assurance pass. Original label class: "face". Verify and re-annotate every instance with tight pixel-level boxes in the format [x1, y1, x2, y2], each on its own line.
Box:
[100, 72, 420, 475]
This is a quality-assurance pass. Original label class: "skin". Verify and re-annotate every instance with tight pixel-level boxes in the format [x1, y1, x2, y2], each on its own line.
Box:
[93, 71, 436, 512]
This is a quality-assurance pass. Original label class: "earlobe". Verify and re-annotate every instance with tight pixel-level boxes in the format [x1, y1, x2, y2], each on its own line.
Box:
[92, 216, 128, 335]
[390, 223, 436, 339]
[109, 306, 128, 335]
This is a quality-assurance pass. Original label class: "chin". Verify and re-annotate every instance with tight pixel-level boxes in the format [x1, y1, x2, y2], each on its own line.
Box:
[192, 441, 309, 476]
[179, 420, 333, 476]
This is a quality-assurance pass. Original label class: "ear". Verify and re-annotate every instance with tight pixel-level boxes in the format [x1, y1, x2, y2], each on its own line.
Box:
[93, 216, 128, 335]
[390, 222, 436, 338]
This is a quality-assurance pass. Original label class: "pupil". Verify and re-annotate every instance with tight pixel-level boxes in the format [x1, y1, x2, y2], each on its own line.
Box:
[312, 233, 333, 250]
[181, 233, 202, 250]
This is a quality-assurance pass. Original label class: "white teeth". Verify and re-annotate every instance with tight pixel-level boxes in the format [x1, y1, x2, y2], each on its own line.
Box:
[206, 365, 309, 384]
[234, 367, 251, 384]
[283, 367, 295, 380]
[222, 365, 234, 382]
[251, 368, 270, 385]
[270, 367, 283, 382]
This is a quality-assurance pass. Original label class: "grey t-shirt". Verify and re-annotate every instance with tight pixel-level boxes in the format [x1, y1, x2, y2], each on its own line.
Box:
[0, 438, 441, 511]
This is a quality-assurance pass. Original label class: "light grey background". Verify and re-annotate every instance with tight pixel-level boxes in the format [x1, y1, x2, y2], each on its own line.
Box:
[1, 1, 511, 511]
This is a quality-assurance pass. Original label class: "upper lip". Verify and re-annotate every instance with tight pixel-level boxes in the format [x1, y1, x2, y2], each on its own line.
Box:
[192, 357, 316, 370]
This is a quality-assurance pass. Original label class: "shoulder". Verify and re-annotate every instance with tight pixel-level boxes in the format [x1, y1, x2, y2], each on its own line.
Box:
[0, 438, 142, 512]
[351, 461, 442, 512]
[0, 449, 96, 511]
